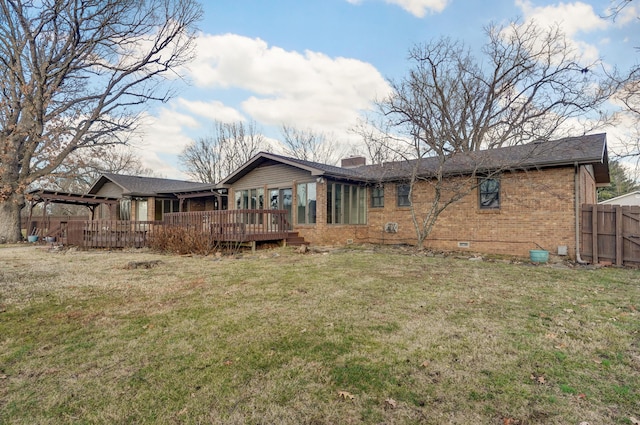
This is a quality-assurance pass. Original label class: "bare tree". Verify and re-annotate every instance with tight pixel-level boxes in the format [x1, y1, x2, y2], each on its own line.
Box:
[0, 0, 202, 242]
[379, 21, 614, 247]
[351, 116, 408, 165]
[180, 137, 220, 184]
[605, 0, 640, 162]
[63, 146, 155, 189]
[33, 146, 154, 216]
[611, 71, 640, 163]
[279, 124, 341, 165]
[605, 0, 635, 20]
[180, 121, 266, 183]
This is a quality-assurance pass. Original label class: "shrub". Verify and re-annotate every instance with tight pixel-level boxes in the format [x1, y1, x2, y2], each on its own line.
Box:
[148, 225, 222, 255]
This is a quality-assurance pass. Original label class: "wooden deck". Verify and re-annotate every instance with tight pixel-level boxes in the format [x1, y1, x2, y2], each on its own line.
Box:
[164, 209, 291, 242]
[47, 210, 293, 249]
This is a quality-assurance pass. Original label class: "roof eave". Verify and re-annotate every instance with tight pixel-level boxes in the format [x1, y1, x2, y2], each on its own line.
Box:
[87, 174, 129, 195]
[220, 152, 331, 185]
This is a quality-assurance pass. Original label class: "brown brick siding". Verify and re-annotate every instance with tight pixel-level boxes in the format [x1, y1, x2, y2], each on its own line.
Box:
[298, 166, 586, 259]
[227, 163, 594, 260]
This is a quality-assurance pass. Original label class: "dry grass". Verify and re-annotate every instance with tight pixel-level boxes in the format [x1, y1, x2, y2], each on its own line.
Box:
[0, 244, 638, 424]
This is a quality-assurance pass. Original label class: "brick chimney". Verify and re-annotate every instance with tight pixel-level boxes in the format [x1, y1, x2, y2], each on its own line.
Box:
[341, 156, 366, 169]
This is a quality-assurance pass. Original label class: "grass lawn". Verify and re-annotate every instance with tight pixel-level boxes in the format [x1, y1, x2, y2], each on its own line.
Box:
[0, 244, 638, 424]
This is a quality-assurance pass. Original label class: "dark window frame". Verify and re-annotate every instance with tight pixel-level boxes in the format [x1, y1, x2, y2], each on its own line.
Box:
[371, 185, 384, 208]
[297, 182, 316, 225]
[326, 182, 367, 224]
[397, 183, 411, 207]
[478, 177, 500, 210]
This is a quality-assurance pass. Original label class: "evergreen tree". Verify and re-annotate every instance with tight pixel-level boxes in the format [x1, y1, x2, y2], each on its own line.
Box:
[598, 161, 640, 201]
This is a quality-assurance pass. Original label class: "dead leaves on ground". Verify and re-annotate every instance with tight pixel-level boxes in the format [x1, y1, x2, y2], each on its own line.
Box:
[337, 390, 355, 401]
[337, 391, 399, 412]
[530, 373, 546, 385]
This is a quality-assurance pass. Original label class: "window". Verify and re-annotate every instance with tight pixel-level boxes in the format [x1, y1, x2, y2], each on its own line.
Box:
[119, 199, 131, 220]
[235, 188, 265, 223]
[155, 199, 180, 220]
[371, 185, 384, 208]
[327, 183, 366, 224]
[397, 184, 411, 207]
[234, 188, 264, 209]
[479, 178, 500, 209]
[297, 182, 316, 224]
[136, 199, 148, 221]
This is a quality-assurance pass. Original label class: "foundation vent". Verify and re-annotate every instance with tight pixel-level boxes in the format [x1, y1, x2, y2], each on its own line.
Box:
[384, 222, 398, 233]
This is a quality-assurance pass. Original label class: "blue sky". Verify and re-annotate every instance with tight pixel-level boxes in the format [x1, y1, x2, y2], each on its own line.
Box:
[132, 0, 639, 179]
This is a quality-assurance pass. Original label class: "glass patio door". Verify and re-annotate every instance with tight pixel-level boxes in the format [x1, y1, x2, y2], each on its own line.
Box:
[270, 188, 293, 230]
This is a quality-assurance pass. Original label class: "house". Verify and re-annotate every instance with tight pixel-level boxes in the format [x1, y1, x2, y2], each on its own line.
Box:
[26, 173, 225, 241]
[87, 173, 226, 221]
[27, 134, 610, 259]
[219, 134, 610, 259]
[599, 190, 640, 206]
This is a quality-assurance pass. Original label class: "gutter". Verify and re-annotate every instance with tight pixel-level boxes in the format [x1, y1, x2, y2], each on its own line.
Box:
[574, 162, 588, 264]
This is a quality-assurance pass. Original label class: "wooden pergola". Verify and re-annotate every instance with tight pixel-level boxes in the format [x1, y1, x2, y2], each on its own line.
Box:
[27, 189, 120, 216]
[25, 189, 120, 238]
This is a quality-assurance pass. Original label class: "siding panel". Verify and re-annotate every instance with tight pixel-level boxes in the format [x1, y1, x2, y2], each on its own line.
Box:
[95, 182, 124, 198]
[232, 164, 314, 189]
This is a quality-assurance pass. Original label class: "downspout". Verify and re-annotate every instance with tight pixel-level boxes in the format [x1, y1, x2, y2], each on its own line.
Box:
[574, 163, 588, 264]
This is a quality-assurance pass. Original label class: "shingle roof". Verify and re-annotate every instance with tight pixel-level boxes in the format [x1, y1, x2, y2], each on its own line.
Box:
[222, 134, 609, 185]
[260, 152, 364, 178]
[88, 173, 215, 196]
[360, 133, 609, 183]
[219, 152, 363, 185]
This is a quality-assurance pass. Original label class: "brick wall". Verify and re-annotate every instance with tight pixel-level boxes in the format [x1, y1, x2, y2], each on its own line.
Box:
[300, 166, 585, 259]
[295, 181, 380, 246]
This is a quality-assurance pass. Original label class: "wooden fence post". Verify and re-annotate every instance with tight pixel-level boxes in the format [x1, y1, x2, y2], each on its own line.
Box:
[616, 206, 623, 266]
[592, 204, 598, 264]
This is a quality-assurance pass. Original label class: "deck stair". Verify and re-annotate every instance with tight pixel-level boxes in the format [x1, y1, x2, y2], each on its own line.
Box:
[285, 231, 308, 247]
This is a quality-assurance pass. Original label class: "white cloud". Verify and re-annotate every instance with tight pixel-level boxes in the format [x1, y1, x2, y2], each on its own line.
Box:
[515, 0, 608, 36]
[346, 0, 449, 17]
[176, 99, 245, 123]
[135, 109, 199, 155]
[186, 33, 392, 133]
[128, 108, 201, 178]
[611, 3, 639, 26]
[384, 0, 449, 17]
[141, 33, 393, 175]
[513, 0, 610, 65]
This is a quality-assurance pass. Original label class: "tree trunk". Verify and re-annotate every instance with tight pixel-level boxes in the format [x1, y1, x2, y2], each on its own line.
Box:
[0, 194, 25, 243]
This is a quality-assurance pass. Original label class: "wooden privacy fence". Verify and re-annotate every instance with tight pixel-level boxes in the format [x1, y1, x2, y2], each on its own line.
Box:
[581, 204, 640, 267]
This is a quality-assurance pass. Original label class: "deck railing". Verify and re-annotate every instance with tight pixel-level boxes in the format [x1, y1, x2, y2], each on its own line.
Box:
[65, 220, 163, 248]
[57, 210, 291, 248]
[163, 209, 290, 241]
[27, 215, 90, 239]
